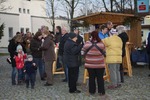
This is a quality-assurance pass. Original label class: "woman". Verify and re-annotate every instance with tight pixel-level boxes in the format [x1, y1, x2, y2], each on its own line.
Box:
[63, 32, 83, 93]
[116, 25, 129, 82]
[8, 33, 26, 85]
[30, 31, 45, 80]
[103, 29, 122, 89]
[82, 31, 105, 95]
[41, 30, 55, 86]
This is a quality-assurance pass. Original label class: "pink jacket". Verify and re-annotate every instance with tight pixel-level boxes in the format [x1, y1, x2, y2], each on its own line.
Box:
[82, 41, 105, 69]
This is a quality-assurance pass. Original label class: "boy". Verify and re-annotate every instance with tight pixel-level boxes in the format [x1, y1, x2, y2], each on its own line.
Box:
[24, 55, 37, 89]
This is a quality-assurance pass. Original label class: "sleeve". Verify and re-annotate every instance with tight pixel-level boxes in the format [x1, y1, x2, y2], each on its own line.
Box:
[41, 39, 52, 50]
[30, 39, 40, 52]
[70, 44, 83, 55]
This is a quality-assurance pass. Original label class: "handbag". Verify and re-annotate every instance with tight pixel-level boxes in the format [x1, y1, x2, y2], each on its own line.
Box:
[6, 57, 12, 64]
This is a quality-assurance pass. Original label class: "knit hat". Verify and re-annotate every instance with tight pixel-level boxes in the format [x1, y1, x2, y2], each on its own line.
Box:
[69, 32, 77, 39]
[27, 55, 33, 59]
[16, 44, 23, 52]
[110, 28, 118, 35]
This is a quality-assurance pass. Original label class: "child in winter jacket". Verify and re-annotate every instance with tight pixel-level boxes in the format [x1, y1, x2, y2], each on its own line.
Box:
[15, 44, 27, 84]
[24, 55, 37, 89]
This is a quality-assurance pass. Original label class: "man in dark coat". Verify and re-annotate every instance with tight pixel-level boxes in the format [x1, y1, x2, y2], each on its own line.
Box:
[58, 27, 69, 82]
[63, 32, 83, 93]
[117, 25, 129, 82]
[147, 32, 150, 77]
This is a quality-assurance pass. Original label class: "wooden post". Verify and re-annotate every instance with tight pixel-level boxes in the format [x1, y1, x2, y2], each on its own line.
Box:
[52, 48, 64, 75]
[123, 42, 133, 77]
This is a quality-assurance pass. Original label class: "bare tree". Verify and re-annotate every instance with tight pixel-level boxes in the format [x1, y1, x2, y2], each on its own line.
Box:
[45, 0, 56, 33]
[60, 0, 81, 31]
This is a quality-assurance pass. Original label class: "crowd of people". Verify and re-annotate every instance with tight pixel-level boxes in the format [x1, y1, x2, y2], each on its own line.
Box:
[8, 21, 133, 96]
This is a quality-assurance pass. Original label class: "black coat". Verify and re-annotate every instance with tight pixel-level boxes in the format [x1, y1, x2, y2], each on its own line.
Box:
[58, 33, 69, 56]
[118, 32, 129, 57]
[63, 39, 83, 68]
[24, 61, 37, 75]
[8, 39, 26, 67]
[30, 38, 42, 58]
[76, 35, 84, 45]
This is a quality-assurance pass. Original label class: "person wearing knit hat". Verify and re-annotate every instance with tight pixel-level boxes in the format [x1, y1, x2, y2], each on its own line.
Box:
[16, 44, 23, 53]
[69, 32, 77, 39]
[63, 32, 83, 93]
[109, 28, 118, 36]
[24, 54, 37, 89]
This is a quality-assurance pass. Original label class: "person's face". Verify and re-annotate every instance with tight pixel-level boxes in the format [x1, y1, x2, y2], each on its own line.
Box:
[55, 28, 59, 33]
[72, 37, 77, 42]
[28, 58, 33, 61]
[107, 23, 113, 29]
[102, 28, 108, 34]
[74, 29, 79, 34]
[62, 28, 67, 35]
[38, 35, 43, 40]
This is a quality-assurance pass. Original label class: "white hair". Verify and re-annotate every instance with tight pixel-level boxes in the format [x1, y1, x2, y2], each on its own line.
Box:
[116, 25, 127, 35]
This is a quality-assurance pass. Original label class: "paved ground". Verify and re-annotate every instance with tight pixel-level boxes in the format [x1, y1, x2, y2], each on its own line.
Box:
[0, 55, 150, 100]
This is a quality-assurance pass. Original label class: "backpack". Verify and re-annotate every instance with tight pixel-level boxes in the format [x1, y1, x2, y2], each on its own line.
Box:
[83, 42, 106, 57]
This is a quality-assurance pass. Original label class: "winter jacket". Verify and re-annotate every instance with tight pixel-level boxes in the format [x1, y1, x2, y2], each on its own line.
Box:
[30, 38, 42, 58]
[41, 35, 55, 62]
[58, 33, 69, 56]
[103, 35, 122, 64]
[63, 39, 83, 68]
[118, 32, 129, 57]
[82, 41, 105, 69]
[8, 39, 26, 67]
[24, 61, 37, 75]
[15, 53, 27, 69]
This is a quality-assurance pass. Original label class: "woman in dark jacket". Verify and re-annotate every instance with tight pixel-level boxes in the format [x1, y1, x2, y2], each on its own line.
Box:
[30, 31, 45, 80]
[63, 32, 83, 93]
[8, 33, 26, 85]
[116, 25, 129, 82]
[82, 31, 105, 95]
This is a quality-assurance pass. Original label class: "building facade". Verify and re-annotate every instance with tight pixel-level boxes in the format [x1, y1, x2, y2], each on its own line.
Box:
[141, 16, 150, 44]
[0, 0, 68, 47]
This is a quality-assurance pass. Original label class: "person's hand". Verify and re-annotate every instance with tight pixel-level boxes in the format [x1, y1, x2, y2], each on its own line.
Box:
[24, 70, 26, 72]
[32, 63, 36, 66]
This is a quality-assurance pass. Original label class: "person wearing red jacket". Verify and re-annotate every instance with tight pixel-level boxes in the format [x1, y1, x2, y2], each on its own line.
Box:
[15, 44, 27, 84]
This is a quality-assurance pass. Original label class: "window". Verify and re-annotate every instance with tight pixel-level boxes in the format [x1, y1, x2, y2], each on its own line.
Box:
[27, 9, 30, 14]
[19, 8, 21, 13]
[8, 27, 13, 39]
[141, 18, 144, 24]
[23, 9, 26, 13]
[141, 31, 143, 37]
[26, 28, 29, 32]
[20, 28, 24, 34]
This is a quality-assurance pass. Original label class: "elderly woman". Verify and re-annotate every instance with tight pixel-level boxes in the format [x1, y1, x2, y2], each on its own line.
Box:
[82, 31, 105, 95]
[116, 25, 129, 83]
[103, 29, 122, 89]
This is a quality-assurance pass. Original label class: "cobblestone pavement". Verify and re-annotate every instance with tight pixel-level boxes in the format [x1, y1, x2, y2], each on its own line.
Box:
[0, 56, 150, 100]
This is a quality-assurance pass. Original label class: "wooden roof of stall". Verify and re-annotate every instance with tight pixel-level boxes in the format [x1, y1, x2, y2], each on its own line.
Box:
[73, 12, 142, 47]
[72, 12, 136, 24]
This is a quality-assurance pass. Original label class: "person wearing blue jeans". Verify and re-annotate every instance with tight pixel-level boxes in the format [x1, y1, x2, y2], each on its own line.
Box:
[18, 69, 23, 84]
[33, 58, 44, 80]
[11, 66, 17, 85]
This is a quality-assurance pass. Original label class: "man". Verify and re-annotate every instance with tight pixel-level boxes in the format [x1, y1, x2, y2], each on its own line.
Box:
[98, 24, 108, 40]
[73, 28, 84, 85]
[58, 26, 69, 82]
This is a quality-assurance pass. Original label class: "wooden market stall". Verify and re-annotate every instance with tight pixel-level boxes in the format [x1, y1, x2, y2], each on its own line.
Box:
[73, 12, 142, 83]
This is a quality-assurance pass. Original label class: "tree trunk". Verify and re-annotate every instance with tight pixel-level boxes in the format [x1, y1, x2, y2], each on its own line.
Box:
[102, 0, 109, 12]
[110, 0, 113, 12]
